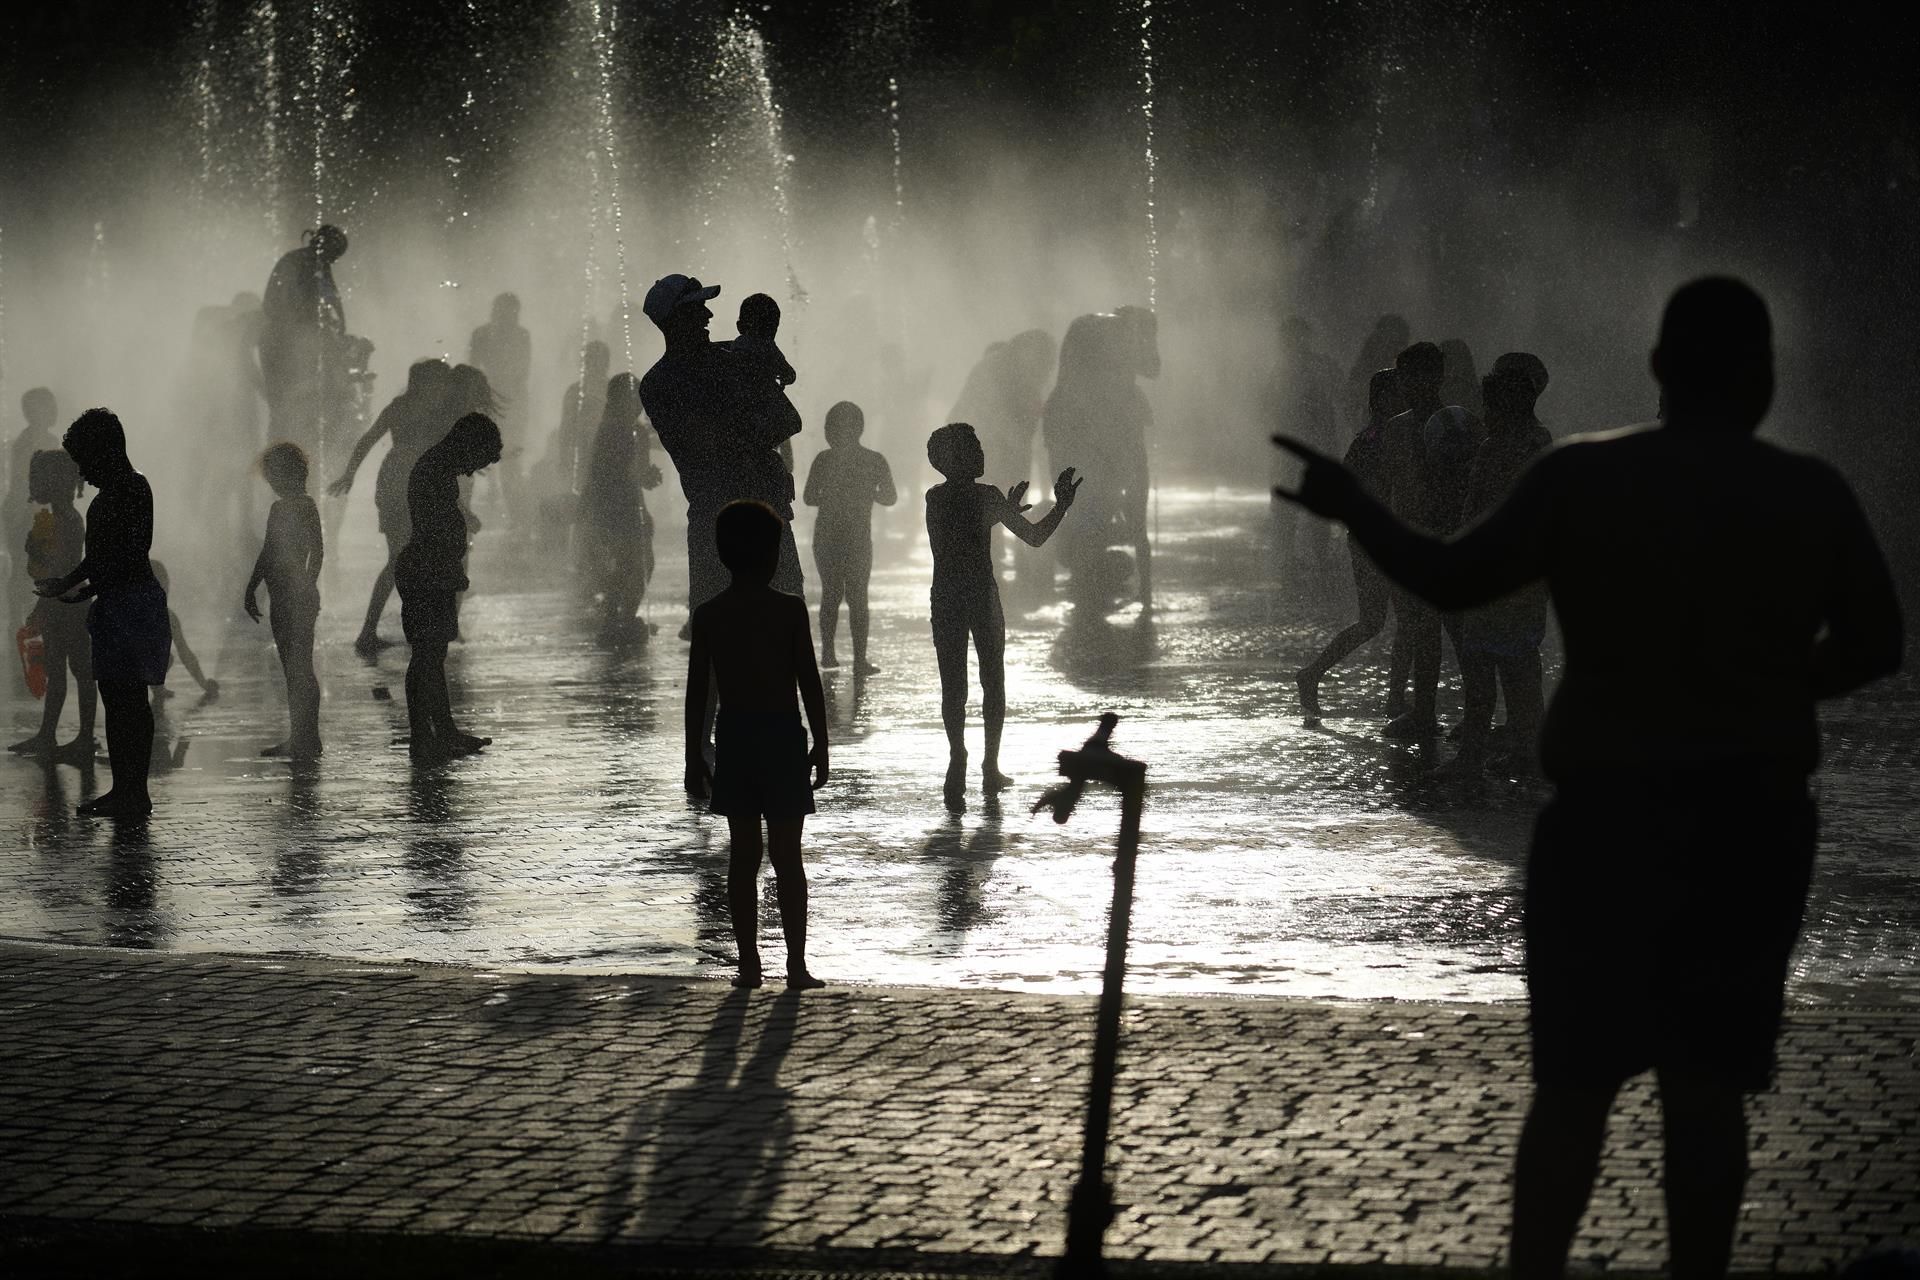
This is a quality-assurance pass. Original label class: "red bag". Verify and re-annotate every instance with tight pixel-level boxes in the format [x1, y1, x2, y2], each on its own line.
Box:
[17, 619, 47, 699]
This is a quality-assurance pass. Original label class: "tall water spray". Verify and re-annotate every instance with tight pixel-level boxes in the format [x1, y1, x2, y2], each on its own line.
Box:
[716, 13, 804, 315]
[247, 1, 284, 243]
[1136, 0, 1159, 311]
[575, 0, 634, 374]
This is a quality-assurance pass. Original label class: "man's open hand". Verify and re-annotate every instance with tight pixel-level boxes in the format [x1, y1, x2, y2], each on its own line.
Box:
[1271, 435, 1362, 521]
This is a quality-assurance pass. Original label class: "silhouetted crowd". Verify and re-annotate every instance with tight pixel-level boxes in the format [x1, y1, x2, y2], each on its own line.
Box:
[0, 229, 1905, 1277]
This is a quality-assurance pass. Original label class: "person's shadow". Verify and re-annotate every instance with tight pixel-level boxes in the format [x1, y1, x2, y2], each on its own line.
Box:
[920, 800, 1009, 940]
[1048, 603, 1156, 692]
[403, 768, 471, 925]
[602, 990, 802, 1248]
[271, 761, 327, 918]
[103, 820, 163, 948]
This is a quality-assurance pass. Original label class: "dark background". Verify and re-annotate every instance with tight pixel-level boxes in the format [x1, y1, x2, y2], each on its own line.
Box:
[2, 0, 1915, 580]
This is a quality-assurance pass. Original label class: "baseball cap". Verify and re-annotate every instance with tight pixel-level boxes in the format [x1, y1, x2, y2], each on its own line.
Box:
[643, 274, 721, 328]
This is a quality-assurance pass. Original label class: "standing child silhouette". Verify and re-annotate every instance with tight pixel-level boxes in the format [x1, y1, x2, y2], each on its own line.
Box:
[802, 401, 896, 672]
[685, 500, 830, 991]
[925, 422, 1080, 812]
[394, 413, 502, 765]
[244, 442, 324, 759]
[9, 450, 94, 762]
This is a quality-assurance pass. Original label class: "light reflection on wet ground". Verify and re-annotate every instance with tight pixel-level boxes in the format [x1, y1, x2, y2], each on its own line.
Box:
[3, 486, 1915, 1004]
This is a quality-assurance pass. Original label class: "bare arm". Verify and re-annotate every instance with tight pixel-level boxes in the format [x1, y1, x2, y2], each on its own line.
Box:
[794, 597, 829, 788]
[303, 498, 325, 579]
[329, 402, 397, 495]
[873, 454, 898, 508]
[684, 614, 712, 797]
[1810, 476, 1904, 698]
[169, 609, 210, 688]
[998, 469, 1082, 548]
[243, 528, 271, 621]
[1274, 436, 1552, 612]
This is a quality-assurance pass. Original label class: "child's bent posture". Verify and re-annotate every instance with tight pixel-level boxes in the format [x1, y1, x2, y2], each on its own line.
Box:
[686, 500, 830, 991]
[9, 449, 94, 762]
[244, 443, 323, 759]
[394, 414, 502, 766]
[925, 422, 1080, 812]
[802, 401, 896, 672]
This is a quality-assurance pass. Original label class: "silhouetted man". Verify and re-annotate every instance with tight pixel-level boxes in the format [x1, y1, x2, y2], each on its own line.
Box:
[1274, 277, 1903, 1279]
[469, 292, 532, 524]
[258, 225, 350, 459]
[638, 274, 804, 625]
[1377, 340, 1477, 737]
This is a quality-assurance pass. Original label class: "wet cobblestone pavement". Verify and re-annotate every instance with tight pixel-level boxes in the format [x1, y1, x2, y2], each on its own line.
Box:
[3, 487, 1917, 1005]
[3, 943, 1916, 1272]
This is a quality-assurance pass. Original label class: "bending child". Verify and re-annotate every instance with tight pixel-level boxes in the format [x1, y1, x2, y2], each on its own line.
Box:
[243, 443, 324, 759]
[148, 560, 220, 711]
[9, 449, 94, 763]
[802, 400, 896, 672]
[394, 413, 502, 765]
[685, 500, 829, 991]
[925, 422, 1080, 812]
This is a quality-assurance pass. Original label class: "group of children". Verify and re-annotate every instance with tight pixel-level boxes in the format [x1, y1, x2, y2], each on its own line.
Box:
[6, 281, 1089, 983]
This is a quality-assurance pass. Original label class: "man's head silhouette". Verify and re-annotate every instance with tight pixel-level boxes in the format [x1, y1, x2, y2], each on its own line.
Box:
[643, 274, 720, 343]
[1652, 276, 1773, 431]
[307, 224, 348, 263]
[1395, 342, 1445, 404]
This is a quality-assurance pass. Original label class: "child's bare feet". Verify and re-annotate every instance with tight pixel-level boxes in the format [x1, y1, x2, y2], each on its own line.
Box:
[53, 737, 96, 766]
[732, 962, 764, 989]
[786, 970, 826, 991]
[260, 741, 289, 758]
[944, 758, 967, 813]
[8, 733, 53, 756]
[353, 633, 396, 659]
[982, 767, 1015, 794]
[856, 661, 881, 675]
[819, 650, 840, 669]
[452, 733, 491, 755]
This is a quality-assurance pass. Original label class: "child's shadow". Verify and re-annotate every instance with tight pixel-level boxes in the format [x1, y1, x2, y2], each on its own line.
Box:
[919, 799, 1008, 939]
[1048, 606, 1156, 691]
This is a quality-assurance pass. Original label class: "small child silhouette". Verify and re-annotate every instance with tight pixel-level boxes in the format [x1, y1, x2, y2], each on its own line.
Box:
[243, 443, 323, 759]
[147, 560, 219, 711]
[394, 413, 502, 765]
[685, 499, 830, 991]
[8, 449, 94, 762]
[924, 422, 1080, 811]
[802, 400, 896, 672]
[731, 292, 797, 388]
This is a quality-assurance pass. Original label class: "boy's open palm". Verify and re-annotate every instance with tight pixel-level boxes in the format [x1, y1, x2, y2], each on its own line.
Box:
[1005, 479, 1033, 514]
[1054, 467, 1083, 507]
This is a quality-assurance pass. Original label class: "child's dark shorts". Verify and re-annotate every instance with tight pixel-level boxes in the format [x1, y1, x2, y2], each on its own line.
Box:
[399, 588, 458, 646]
[710, 710, 815, 820]
[1525, 763, 1815, 1093]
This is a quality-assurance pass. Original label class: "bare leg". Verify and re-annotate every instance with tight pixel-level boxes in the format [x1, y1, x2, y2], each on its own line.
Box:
[1656, 1069, 1748, 1280]
[767, 817, 822, 987]
[976, 594, 1011, 791]
[932, 603, 971, 809]
[356, 561, 396, 652]
[849, 558, 875, 673]
[405, 641, 450, 763]
[817, 556, 844, 667]
[1511, 1081, 1618, 1279]
[726, 814, 765, 986]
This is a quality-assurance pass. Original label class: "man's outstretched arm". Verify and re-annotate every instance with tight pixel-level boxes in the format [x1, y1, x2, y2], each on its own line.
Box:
[1274, 435, 1553, 612]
